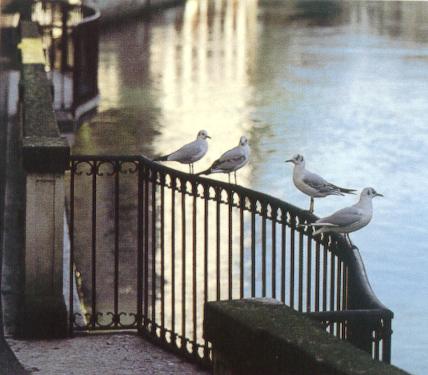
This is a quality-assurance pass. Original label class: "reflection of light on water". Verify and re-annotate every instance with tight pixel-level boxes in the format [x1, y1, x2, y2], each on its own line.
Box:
[141, 0, 261, 338]
[151, 0, 258, 187]
[97, 50, 120, 111]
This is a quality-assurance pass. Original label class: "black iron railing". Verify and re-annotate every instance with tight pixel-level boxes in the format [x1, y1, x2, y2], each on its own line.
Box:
[67, 155, 393, 366]
[31, 0, 99, 117]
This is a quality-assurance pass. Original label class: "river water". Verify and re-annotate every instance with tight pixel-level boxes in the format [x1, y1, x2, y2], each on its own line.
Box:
[72, 1, 428, 373]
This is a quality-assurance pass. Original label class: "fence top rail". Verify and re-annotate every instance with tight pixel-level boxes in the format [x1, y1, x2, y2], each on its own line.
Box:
[69, 153, 392, 316]
[306, 308, 394, 321]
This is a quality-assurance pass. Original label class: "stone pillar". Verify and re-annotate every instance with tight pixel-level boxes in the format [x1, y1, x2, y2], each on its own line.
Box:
[18, 21, 70, 338]
[20, 173, 67, 337]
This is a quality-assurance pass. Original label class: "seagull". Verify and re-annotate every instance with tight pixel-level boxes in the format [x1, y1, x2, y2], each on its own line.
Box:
[154, 130, 211, 173]
[285, 154, 356, 213]
[196, 136, 250, 184]
[307, 187, 383, 244]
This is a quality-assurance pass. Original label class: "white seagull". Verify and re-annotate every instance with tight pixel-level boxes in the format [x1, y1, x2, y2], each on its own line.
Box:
[285, 154, 356, 213]
[308, 187, 383, 244]
[154, 130, 211, 173]
[197, 136, 250, 184]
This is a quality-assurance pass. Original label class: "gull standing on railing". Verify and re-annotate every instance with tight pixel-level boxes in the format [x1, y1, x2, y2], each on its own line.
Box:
[154, 130, 211, 173]
[285, 154, 356, 213]
[307, 187, 383, 244]
[197, 136, 250, 184]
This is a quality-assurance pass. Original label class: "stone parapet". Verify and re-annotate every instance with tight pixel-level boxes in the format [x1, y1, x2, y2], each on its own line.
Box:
[204, 299, 408, 375]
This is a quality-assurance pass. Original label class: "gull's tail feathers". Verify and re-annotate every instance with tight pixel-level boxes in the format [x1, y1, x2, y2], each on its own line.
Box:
[309, 223, 338, 236]
[308, 222, 339, 228]
[153, 154, 169, 162]
[336, 186, 357, 194]
[196, 158, 223, 176]
[312, 227, 325, 236]
[330, 190, 345, 197]
[196, 168, 211, 176]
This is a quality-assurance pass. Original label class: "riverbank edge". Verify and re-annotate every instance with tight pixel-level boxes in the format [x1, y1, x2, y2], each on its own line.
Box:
[87, 0, 185, 27]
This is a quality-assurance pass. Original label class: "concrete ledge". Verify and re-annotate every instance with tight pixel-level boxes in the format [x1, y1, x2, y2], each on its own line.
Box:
[22, 136, 69, 173]
[19, 22, 70, 173]
[204, 299, 409, 375]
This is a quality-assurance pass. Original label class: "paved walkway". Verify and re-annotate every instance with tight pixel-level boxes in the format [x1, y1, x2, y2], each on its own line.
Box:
[8, 333, 210, 375]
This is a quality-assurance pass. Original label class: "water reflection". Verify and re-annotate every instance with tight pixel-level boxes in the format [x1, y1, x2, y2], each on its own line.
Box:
[72, 1, 428, 373]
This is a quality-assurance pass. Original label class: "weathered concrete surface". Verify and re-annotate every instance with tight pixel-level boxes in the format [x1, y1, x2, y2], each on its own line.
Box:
[204, 299, 408, 375]
[8, 333, 210, 375]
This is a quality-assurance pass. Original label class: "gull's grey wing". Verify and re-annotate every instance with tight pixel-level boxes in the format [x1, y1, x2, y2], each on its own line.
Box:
[211, 146, 246, 171]
[315, 206, 363, 227]
[168, 140, 204, 162]
[302, 171, 339, 193]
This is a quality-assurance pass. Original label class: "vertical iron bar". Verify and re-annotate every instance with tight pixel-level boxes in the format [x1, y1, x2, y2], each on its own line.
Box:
[181, 180, 186, 350]
[281, 210, 286, 303]
[228, 191, 233, 300]
[383, 318, 392, 363]
[251, 203, 256, 297]
[290, 216, 295, 309]
[192, 183, 197, 354]
[151, 171, 157, 335]
[306, 234, 312, 312]
[261, 206, 267, 297]
[171, 178, 176, 344]
[337, 259, 342, 312]
[113, 164, 120, 325]
[315, 241, 320, 312]
[160, 174, 165, 338]
[298, 226, 304, 312]
[137, 162, 144, 332]
[329, 253, 336, 334]
[204, 186, 208, 304]
[216, 189, 220, 300]
[322, 245, 328, 312]
[143, 166, 150, 329]
[343, 265, 348, 310]
[330, 253, 336, 312]
[239, 195, 244, 299]
[203, 185, 209, 360]
[271, 210, 276, 299]
[69, 161, 75, 335]
[342, 265, 347, 339]
[91, 163, 97, 329]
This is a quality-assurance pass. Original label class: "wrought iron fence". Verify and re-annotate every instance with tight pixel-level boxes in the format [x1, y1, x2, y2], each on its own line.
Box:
[67, 155, 393, 366]
[31, 0, 99, 116]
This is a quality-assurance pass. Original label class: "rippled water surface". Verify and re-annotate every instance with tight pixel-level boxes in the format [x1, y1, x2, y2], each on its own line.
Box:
[72, 1, 428, 373]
